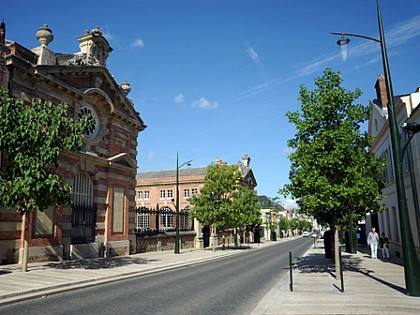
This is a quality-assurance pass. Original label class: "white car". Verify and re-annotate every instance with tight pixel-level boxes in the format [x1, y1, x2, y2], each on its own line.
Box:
[303, 231, 309, 237]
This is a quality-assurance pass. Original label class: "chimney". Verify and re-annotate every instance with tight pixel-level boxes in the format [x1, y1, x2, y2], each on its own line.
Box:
[0, 21, 5, 46]
[0, 21, 6, 87]
[375, 74, 388, 109]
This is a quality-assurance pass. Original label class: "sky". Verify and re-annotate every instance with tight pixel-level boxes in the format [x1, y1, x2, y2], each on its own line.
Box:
[3, 0, 420, 209]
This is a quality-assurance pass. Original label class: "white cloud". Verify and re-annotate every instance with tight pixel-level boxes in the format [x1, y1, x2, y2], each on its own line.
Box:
[246, 46, 259, 62]
[283, 198, 299, 210]
[174, 93, 185, 104]
[130, 38, 144, 48]
[147, 150, 156, 160]
[283, 146, 294, 157]
[191, 97, 219, 109]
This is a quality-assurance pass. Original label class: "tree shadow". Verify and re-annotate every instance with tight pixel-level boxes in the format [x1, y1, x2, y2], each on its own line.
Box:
[343, 254, 406, 294]
[296, 253, 333, 274]
[47, 256, 160, 270]
[0, 270, 12, 275]
[295, 249, 406, 295]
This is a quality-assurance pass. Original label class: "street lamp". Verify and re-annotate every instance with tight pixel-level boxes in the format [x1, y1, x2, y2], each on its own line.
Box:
[332, 0, 420, 296]
[174, 152, 192, 254]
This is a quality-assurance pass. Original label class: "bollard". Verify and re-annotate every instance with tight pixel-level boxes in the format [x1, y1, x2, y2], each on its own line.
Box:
[289, 251, 293, 292]
[339, 244, 344, 292]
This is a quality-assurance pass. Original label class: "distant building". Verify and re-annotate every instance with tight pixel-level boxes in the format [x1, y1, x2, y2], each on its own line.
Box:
[0, 23, 145, 264]
[135, 154, 257, 250]
[367, 74, 420, 260]
[258, 196, 289, 240]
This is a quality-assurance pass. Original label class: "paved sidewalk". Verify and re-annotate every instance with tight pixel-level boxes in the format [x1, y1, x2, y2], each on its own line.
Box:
[1, 238, 419, 314]
[251, 242, 420, 315]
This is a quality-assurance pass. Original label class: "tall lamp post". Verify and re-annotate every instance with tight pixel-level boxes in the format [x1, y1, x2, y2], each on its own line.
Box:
[332, 0, 420, 296]
[174, 152, 192, 254]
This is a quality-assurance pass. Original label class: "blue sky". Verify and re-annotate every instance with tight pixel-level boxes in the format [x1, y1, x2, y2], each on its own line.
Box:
[3, 1, 420, 208]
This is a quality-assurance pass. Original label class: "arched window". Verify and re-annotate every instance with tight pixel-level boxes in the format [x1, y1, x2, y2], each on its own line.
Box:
[72, 172, 94, 207]
[159, 206, 173, 230]
[136, 207, 150, 231]
[182, 206, 190, 230]
[71, 173, 96, 244]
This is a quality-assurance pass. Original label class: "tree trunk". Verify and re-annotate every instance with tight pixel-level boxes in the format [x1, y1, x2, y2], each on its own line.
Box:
[21, 213, 29, 272]
[211, 225, 216, 252]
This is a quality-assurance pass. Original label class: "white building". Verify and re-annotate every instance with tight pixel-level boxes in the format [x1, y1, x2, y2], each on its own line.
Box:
[367, 75, 420, 260]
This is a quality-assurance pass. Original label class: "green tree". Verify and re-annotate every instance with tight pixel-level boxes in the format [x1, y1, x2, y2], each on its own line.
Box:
[289, 218, 300, 235]
[231, 185, 261, 231]
[190, 163, 239, 250]
[190, 162, 261, 249]
[0, 89, 92, 271]
[280, 69, 384, 276]
[278, 216, 289, 238]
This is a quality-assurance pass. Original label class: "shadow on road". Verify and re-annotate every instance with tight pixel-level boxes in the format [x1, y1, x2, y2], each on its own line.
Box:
[48, 256, 161, 270]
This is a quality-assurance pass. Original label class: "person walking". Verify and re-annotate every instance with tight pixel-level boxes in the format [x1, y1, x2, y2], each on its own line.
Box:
[380, 232, 390, 259]
[367, 227, 380, 259]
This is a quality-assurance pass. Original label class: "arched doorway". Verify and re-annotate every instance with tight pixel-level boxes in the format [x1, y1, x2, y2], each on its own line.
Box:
[71, 173, 97, 244]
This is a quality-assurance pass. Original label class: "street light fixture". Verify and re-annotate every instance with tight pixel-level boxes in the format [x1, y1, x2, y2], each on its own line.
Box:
[332, 0, 420, 296]
[174, 152, 192, 254]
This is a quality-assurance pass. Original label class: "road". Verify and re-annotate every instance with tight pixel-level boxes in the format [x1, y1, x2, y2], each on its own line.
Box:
[1, 238, 312, 315]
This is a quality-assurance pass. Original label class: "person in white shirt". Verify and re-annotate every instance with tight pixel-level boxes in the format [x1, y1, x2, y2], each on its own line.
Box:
[367, 227, 379, 259]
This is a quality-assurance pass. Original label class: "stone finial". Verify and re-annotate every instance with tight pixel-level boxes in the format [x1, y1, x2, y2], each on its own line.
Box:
[242, 154, 251, 166]
[36, 24, 54, 46]
[91, 26, 102, 36]
[120, 80, 131, 95]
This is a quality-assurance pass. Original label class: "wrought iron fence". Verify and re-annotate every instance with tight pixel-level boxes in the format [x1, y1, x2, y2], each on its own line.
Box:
[135, 206, 191, 235]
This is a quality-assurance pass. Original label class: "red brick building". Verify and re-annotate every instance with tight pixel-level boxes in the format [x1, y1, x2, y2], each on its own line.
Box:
[135, 155, 257, 250]
[0, 23, 145, 263]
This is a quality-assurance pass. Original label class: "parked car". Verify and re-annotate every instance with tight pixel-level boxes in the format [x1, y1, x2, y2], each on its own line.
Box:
[303, 231, 309, 237]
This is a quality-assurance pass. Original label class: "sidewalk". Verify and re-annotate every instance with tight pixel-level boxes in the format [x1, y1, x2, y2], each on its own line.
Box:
[251, 242, 420, 315]
[1, 238, 419, 314]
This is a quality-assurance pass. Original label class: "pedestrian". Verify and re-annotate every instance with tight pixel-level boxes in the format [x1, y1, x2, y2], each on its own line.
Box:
[380, 232, 390, 259]
[367, 227, 380, 259]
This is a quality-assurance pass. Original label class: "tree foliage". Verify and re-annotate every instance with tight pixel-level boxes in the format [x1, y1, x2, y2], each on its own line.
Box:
[231, 185, 261, 229]
[190, 162, 261, 230]
[0, 89, 93, 214]
[280, 69, 385, 227]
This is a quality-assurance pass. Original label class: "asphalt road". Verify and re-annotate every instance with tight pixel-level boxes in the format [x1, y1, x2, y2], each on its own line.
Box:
[1, 238, 312, 315]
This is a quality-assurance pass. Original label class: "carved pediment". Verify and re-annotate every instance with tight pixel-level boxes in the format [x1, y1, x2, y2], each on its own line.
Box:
[107, 153, 137, 169]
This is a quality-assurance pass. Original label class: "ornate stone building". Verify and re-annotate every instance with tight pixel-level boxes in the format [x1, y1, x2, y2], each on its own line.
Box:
[0, 23, 146, 263]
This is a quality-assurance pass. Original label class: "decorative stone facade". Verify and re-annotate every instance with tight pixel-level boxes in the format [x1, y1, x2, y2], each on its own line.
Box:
[0, 23, 146, 264]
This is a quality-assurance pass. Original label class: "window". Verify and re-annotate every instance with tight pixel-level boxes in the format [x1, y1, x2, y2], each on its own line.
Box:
[385, 148, 394, 182]
[191, 188, 198, 196]
[184, 189, 190, 199]
[136, 207, 149, 231]
[137, 191, 143, 200]
[159, 206, 173, 230]
[78, 105, 99, 140]
[160, 190, 166, 199]
[144, 191, 150, 200]
[380, 148, 394, 184]
[71, 173, 96, 244]
[167, 190, 173, 199]
[182, 206, 190, 230]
